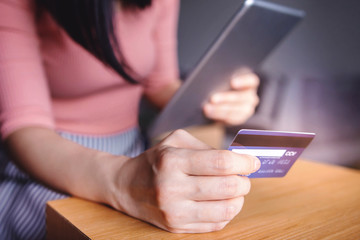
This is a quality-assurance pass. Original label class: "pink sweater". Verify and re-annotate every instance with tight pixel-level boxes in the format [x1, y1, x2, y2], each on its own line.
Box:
[0, 0, 179, 139]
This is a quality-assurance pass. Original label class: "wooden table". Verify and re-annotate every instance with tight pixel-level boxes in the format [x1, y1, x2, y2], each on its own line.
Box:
[46, 160, 360, 239]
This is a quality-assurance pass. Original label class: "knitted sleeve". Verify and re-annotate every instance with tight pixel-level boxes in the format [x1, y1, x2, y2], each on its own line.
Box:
[0, 0, 54, 140]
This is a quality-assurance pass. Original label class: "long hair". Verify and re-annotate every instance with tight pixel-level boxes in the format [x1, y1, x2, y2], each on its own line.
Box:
[36, 0, 152, 84]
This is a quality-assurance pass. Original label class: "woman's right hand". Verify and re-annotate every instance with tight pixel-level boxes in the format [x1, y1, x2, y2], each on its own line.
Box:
[109, 129, 260, 233]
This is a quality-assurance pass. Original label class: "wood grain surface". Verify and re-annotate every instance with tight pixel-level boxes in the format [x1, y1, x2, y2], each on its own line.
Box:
[46, 160, 360, 240]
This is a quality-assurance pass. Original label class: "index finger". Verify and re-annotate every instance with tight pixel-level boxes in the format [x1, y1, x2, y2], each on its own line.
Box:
[182, 149, 261, 176]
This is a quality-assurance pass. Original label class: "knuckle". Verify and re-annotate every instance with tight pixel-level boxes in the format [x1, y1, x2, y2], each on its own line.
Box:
[160, 203, 193, 232]
[168, 129, 189, 140]
[154, 183, 167, 206]
[163, 209, 183, 228]
[161, 129, 187, 146]
[220, 176, 239, 197]
[220, 198, 245, 222]
[172, 128, 188, 136]
[154, 146, 177, 172]
[155, 196, 184, 230]
[222, 204, 237, 221]
[214, 151, 233, 171]
[155, 181, 177, 206]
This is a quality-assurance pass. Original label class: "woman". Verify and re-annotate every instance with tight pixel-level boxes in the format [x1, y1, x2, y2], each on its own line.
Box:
[0, 0, 260, 239]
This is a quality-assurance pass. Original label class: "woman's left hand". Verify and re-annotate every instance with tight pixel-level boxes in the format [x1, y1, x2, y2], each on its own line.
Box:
[203, 71, 260, 126]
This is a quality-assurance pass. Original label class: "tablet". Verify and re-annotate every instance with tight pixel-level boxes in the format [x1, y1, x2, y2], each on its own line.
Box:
[149, 0, 305, 138]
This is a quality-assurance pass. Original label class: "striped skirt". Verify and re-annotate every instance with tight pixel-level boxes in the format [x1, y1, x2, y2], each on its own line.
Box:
[0, 128, 145, 240]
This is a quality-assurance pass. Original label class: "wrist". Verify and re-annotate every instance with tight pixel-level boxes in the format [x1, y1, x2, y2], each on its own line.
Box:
[96, 152, 130, 209]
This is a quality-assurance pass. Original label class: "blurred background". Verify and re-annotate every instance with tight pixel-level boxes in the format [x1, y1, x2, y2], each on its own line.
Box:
[176, 0, 360, 169]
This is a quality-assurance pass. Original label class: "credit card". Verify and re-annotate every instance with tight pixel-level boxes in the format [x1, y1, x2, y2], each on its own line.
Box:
[228, 129, 315, 178]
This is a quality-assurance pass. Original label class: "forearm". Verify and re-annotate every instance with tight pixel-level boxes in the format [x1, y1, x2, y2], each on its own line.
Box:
[4, 127, 127, 205]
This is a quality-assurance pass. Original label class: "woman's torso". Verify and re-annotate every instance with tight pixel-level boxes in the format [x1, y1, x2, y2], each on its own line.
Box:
[36, 4, 159, 134]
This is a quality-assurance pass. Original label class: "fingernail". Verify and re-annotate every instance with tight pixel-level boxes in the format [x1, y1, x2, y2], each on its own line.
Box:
[232, 77, 243, 88]
[254, 157, 261, 171]
[211, 94, 221, 103]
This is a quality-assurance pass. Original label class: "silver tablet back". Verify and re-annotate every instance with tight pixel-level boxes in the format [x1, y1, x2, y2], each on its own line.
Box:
[149, 0, 305, 138]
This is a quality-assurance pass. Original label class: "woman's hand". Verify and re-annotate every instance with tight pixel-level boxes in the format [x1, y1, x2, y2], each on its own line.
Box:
[109, 129, 260, 233]
[203, 71, 260, 125]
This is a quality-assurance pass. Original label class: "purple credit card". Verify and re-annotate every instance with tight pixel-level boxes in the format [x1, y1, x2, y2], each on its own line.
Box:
[228, 129, 315, 178]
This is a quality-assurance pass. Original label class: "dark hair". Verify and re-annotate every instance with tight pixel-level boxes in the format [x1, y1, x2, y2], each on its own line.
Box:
[37, 0, 152, 84]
